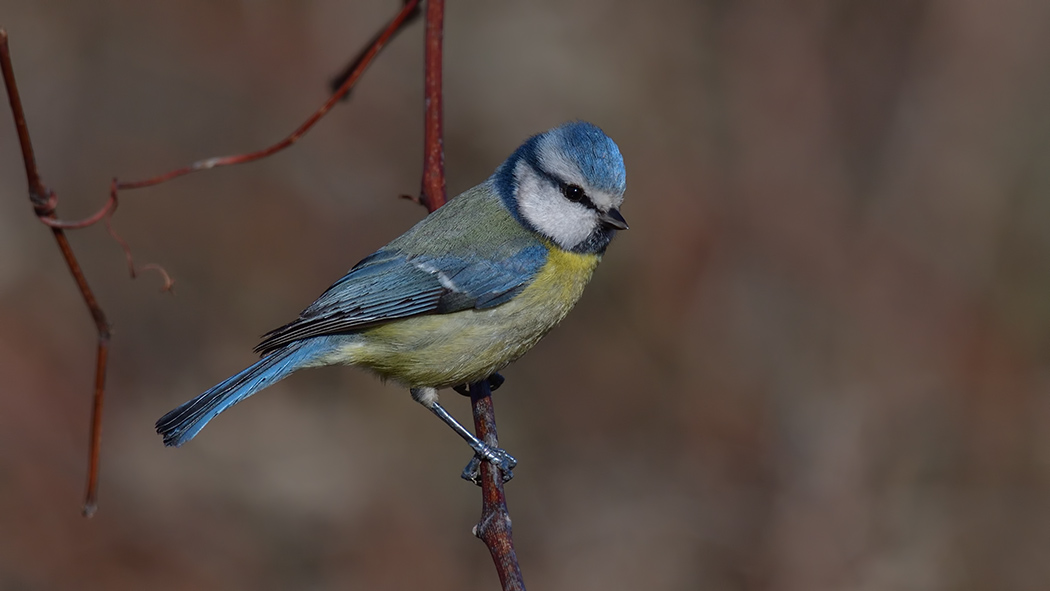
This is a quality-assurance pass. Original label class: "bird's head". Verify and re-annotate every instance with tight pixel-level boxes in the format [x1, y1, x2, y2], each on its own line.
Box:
[494, 121, 627, 254]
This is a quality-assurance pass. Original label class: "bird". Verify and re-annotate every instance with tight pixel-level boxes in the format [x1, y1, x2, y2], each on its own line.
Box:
[155, 121, 628, 476]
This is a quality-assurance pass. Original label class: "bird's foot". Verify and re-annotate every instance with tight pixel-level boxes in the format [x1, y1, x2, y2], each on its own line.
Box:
[461, 442, 517, 485]
[453, 373, 505, 397]
[486, 373, 506, 392]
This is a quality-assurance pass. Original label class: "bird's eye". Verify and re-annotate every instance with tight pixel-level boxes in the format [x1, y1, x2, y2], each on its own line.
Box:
[562, 184, 586, 203]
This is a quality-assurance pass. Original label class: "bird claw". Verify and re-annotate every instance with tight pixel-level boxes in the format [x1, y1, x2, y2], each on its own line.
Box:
[487, 373, 505, 392]
[453, 373, 505, 397]
[461, 443, 517, 485]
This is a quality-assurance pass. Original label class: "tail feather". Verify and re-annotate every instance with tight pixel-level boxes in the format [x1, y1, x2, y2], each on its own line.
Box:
[156, 340, 322, 447]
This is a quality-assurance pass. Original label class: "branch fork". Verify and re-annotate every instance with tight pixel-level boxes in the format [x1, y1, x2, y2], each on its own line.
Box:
[3, 1, 526, 586]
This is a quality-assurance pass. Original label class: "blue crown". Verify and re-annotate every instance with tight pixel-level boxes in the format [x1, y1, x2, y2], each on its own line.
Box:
[494, 121, 626, 208]
[551, 121, 626, 194]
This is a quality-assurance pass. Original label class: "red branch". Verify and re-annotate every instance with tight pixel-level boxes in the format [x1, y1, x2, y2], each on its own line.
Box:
[420, 0, 446, 210]
[330, 1, 422, 97]
[114, 2, 418, 192]
[416, 1, 526, 588]
[469, 380, 526, 590]
[32, 0, 422, 289]
[0, 0, 419, 516]
[1, 29, 111, 517]
[8, 5, 528, 585]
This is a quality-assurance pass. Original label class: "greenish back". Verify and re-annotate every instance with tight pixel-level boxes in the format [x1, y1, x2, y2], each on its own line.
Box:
[387, 180, 541, 259]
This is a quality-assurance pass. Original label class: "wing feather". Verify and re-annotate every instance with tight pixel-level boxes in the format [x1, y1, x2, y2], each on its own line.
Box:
[254, 244, 547, 354]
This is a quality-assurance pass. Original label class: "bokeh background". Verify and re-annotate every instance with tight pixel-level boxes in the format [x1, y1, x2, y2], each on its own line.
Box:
[1, 1, 1049, 589]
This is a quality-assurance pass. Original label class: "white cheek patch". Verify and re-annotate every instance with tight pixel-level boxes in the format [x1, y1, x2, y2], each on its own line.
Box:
[515, 162, 597, 250]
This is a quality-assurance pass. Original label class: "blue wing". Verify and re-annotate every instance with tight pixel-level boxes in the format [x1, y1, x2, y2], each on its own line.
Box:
[254, 244, 548, 354]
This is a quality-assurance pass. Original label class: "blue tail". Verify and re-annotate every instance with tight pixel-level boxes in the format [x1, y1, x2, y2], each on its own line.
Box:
[156, 339, 326, 447]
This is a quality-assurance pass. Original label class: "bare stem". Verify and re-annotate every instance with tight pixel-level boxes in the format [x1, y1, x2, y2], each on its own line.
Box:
[420, 0, 447, 211]
[469, 380, 526, 590]
[116, 0, 421, 192]
[0, 0, 420, 515]
[414, 2, 527, 587]
[1, 29, 112, 517]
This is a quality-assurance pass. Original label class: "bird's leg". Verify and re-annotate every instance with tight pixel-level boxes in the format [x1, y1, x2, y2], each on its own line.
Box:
[410, 387, 516, 483]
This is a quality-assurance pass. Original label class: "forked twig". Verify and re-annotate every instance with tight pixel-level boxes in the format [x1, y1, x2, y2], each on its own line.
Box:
[7, 3, 527, 585]
[1, 29, 111, 517]
[0, 0, 419, 516]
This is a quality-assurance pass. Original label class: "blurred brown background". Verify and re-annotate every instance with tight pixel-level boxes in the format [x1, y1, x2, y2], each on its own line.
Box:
[1, 1, 1049, 589]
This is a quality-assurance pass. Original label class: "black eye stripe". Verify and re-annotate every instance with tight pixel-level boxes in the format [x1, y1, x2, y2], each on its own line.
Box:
[571, 191, 596, 212]
[562, 183, 596, 212]
[531, 163, 599, 210]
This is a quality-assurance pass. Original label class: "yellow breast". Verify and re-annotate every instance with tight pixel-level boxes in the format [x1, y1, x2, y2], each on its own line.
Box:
[334, 246, 601, 388]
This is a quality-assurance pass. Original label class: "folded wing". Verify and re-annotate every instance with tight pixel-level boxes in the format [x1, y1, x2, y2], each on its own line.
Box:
[254, 245, 548, 354]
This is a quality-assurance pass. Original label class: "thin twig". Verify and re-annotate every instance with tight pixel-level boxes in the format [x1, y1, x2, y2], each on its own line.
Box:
[116, 0, 420, 193]
[330, 0, 422, 97]
[1, 29, 111, 517]
[415, 1, 526, 588]
[99, 0, 421, 288]
[469, 380, 526, 590]
[21, 0, 422, 281]
[420, 0, 446, 211]
[0, 0, 420, 516]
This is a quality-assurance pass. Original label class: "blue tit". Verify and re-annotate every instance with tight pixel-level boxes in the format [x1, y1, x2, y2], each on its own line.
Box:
[156, 121, 628, 473]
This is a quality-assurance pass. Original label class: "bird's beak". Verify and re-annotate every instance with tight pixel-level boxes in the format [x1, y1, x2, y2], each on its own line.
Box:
[599, 208, 629, 230]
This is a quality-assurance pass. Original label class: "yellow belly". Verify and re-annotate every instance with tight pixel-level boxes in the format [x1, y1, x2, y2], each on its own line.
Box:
[331, 247, 600, 388]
